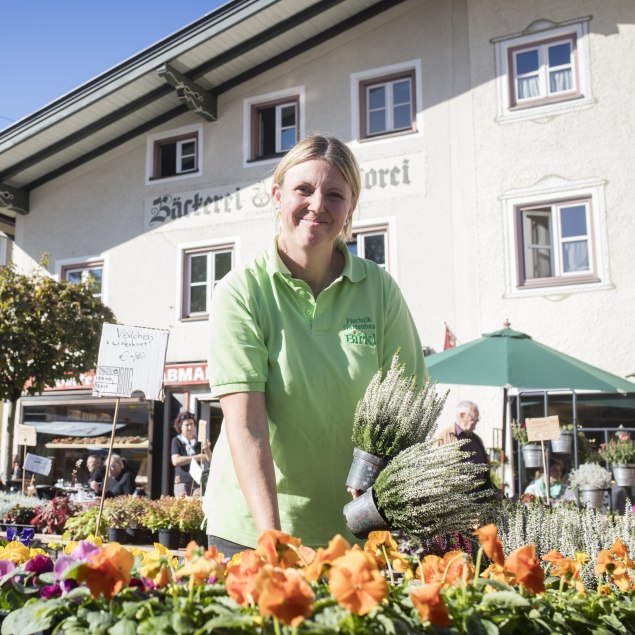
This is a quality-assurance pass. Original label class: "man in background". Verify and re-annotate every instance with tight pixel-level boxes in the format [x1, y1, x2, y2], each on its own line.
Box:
[86, 454, 105, 493]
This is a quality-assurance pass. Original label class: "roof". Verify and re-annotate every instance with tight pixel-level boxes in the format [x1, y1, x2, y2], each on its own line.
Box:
[0, 0, 403, 217]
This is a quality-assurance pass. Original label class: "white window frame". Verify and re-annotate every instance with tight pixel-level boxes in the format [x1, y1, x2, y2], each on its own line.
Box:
[502, 177, 610, 296]
[348, 218, 397, 277]
[243, 87, 305, 168]
[348, 227, 389, 270]
[351, 60, 423, 145]
[145, 123, 203, 185]
[492, 17, 593, 123]
[56, 256, 107, 302]
[178, 240, 236, 320]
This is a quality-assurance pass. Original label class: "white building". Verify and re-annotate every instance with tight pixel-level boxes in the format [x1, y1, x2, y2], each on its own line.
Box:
[1, 0, 633, 495]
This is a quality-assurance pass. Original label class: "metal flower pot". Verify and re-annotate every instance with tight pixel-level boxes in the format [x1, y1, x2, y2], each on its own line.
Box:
[343, 487, 390, 539]
[551, 430, 573, 454]
[521, 444, 542, 469]
[612, 465, 635, 487]
[579, 487, 605, 509]
[345, 448, 389, 493]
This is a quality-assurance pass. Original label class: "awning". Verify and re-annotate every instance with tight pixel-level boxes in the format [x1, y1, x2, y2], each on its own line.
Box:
[24, 421, 125, 437]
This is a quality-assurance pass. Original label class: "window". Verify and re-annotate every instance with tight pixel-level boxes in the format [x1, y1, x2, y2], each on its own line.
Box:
[515, 198, 597, 288]
[251, 97, 298, 161]
[62, 262, 104, 298]
[510, 36, 578, 107]
[359, 70, 415, 139]
[492, 18, 592, 122]
[347, 228, 388, 269]
[146, 124, 202, 183]
[183, 246, 233, 318]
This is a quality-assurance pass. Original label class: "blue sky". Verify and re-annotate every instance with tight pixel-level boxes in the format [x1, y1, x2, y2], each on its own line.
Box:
[0, 1, 228, 128]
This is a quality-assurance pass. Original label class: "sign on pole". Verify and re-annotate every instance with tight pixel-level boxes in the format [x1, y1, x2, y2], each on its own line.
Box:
[24, 453, 53, 476]
[15, 424, 37, 447]
[525, 416, 561, 442]
[92, 324, 169, 401]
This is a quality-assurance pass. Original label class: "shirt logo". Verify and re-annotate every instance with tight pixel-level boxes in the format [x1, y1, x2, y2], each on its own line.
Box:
[342, 316, 376, 347]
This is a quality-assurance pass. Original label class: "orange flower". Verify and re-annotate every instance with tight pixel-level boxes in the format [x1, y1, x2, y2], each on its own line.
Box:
[304, 534, 351, 581]
[595, 541, 635, 592]
[225, 550, 266, 606]
[504, 545, 545, 594]
[410, 582, 450, 627]
[416, 554, 443, 583]
[474, 524, 504, 566]
[542, 550, 587, 593]
[77, 543, 134, 600]
[364, 530, 412, 577]
[255, 565, 314, 626]
[416, 551, 474, 588]
[177, 557, 225, 588]
[329, 547, 388, 615]
[255, 530, 303, 568]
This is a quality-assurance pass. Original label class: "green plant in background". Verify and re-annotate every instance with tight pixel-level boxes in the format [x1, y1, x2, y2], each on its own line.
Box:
[568, 462, 612, 490]
[373, 440, 494, 540]
[511, 420, 534, 446]
[175, 496, 204, 534]
[30, 496, 82, 534]
[351, 352, 447, 459]
[141, 496, 182, 532]
[103, 495, 148, 530]
[599, 433, 635, 465]
[62, 505, 108, 541]
[0, 493, 40, 525]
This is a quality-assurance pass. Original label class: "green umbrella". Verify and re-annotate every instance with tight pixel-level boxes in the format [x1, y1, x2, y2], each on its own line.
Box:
[426, 327, 635, 393]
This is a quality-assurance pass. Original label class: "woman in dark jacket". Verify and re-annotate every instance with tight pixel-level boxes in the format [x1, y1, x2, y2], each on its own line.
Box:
[105, 454, 136, 497]
[171, 411, 211, 496]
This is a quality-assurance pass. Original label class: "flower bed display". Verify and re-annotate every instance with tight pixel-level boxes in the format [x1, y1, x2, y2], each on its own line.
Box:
[2, 524, 635, 634]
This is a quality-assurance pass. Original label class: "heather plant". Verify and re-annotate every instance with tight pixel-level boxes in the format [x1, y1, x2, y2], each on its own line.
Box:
[373, 439, 493, 540]
[568, 462, 612, 489]
[0, 492, 40, 524]
[351, 353, 447, 459]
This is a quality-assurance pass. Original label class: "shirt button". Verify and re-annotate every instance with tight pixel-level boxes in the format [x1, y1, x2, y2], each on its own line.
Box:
[305, 308, 312, 317]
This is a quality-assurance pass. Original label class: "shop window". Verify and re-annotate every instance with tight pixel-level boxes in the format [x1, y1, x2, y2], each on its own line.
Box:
[514, 197, 598, 289]
[359, 70, 416, 139]
[0, 232, 12, 267]
[182, 245, 233, 318]
[250, 97, 299, 161]
[146, 124, 202, 183]
[347, 227, 388, 269]
[492, 18, 593, 122]
[62, 261, 104, 298]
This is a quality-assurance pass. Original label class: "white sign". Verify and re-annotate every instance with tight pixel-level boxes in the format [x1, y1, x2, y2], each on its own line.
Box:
[93, 324, 169, 401]
[16, 424, 37, 446]
[189, 458, 203, 485]
[24, 453, 53, 476]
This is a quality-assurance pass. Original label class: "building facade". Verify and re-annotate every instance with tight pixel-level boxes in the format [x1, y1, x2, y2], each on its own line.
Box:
[1, 0, 633, 494]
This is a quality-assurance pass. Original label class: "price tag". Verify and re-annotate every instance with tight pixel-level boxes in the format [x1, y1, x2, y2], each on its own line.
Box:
[198, 419, 208, 444]
[526, 416, 561, 442]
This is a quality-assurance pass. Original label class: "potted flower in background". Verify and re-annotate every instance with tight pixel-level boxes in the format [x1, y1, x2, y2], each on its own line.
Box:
[348, 353, 447, 493]
[141, 496, 182, 549]
[511, 420, 542, 469]
[551, 424, 574, 454]
[175, 496, 205, 546]
[599, 430, 635, 487]
[568, 462, 612, 509]
[103, 495, 150, 544]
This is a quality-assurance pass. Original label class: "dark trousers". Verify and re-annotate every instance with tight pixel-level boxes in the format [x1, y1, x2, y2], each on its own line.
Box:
[207, 534, 251, 558]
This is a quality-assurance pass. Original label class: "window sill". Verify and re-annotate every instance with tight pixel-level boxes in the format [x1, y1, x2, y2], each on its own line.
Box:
[180, 314, 209, 323]
[505, 277, 613, 299]
[357, 128, 417, 143]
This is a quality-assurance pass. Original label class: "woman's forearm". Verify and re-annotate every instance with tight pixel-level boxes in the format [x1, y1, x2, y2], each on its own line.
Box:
[221, 392, 280, 534]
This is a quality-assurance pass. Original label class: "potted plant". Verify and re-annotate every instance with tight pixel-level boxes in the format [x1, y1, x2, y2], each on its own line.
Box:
[62, 504, 108, 541]
[343, 439, 490, 539]
[348, 353, 447, 492]
[141, 496, 182, 549]
[30, 496, 82, 535]
[175, 496, 205, 546]
[103, 495, 150, 544]
[551, 424, 574, 454]
[511, 420, 542, 469]
[599, 431, 635, 487]
[568, 462, 612, 509]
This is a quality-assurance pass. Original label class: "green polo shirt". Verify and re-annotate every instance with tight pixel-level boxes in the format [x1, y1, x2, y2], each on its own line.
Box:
[202, 239, 426, 548]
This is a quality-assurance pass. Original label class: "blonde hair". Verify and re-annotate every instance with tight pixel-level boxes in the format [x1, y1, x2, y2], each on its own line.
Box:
[272, 134, 361, 242]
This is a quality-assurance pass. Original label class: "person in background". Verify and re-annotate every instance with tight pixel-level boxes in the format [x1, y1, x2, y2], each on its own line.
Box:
[104, 454, 136, 497]
[524, 458, 565, 501]
[202, 134, 427, 557]
[436, 400, 496, 498]
[171, 411, 212, 497]
[86, 454, 105, 493]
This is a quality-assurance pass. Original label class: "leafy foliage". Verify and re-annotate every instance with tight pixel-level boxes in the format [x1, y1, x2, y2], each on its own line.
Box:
[599, 436, 635, 465]
[62, 505, 108, 541]
[351, 353, 447, 459]
[29, 496, 82, 534]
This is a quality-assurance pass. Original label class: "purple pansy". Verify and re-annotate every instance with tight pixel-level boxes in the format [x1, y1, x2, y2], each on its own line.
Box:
[71, 540, 101, 560]
[6, 526, 35, 546]
[0, 560, 17, 576]
[40, 584, 62, 599]
[25, 554, 54, 575]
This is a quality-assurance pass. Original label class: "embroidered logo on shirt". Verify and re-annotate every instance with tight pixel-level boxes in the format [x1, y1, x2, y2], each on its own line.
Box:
[342, 316, 376, 346]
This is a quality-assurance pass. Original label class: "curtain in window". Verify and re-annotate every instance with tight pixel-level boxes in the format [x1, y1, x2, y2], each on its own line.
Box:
[562, 240, 589, 273]
[518, 76, 540, 100]
[549, 69, 572, 93]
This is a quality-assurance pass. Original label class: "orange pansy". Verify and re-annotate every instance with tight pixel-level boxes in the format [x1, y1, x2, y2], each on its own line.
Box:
[255, 530, 303, 568]
[255, 565, 315, 626]
[177, 557, 225, 588]
[542, 550, 586, 593]
[416, 551, 474, 588]
[304, 534, 351, 581]
[77, 543, 134, 600]
[225, 550, 266, 606]
[474, 524, 504, 566]
[504, 544, 545, 594]
[410, 582, 450, 628]
[329, 547, 388, 615]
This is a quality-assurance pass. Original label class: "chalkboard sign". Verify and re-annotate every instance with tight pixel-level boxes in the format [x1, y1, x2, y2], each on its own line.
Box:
[93, 324, 169, 401]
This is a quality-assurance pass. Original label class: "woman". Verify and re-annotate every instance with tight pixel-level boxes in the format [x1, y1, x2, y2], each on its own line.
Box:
[171, 411, 212, 497]
[105, 454, 136, 497]
[202, 134, 426, 555]
[524, 459, 565, 501]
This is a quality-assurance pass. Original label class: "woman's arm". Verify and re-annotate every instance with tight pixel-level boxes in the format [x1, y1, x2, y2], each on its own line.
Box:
[220, 391, 280, 534]
[171, 453, 206, 467]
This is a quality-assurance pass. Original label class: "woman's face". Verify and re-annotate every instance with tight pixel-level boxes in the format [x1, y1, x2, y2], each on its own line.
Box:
[273, 159, 354, 252]
[181, 419, 196, 440]
[109, 461, 122, 478]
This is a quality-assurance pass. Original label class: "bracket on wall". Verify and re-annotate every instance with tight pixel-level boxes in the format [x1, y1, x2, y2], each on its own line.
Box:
[0, 182, 29, 215]
[158, 63, 218, 122]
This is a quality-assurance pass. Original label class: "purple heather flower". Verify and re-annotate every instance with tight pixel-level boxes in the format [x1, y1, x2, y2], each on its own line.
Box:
[0, 560, 17, 577]
[25, 554, 54, 575]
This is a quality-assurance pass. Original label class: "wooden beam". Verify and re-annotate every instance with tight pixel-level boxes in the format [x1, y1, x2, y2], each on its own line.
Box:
[158, 64, 217, 122]
[0, 182, 29, 214]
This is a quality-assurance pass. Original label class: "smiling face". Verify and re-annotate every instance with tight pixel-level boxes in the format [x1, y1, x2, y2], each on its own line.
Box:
[273, 159, 355, 253]
[181, 418, 196, 440]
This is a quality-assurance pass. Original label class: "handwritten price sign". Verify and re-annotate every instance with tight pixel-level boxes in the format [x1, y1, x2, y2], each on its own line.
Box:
[525, 416, 561, 442]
